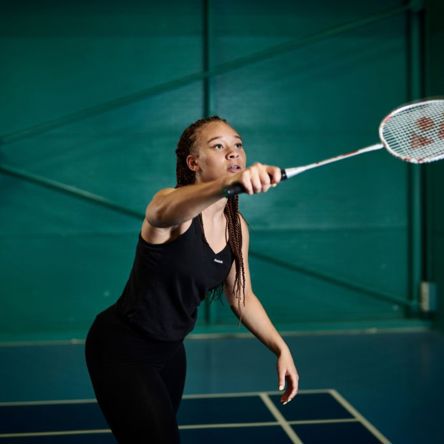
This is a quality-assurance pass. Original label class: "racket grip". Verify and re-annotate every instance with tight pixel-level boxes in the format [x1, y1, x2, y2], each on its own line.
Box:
[222, 169, 287, 197]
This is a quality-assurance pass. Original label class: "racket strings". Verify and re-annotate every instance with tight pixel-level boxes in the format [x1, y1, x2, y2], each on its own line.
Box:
[381, 100, 444, 163]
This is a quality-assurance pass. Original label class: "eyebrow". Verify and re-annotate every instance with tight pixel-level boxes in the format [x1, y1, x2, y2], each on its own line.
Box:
[207, 135, 242, 144]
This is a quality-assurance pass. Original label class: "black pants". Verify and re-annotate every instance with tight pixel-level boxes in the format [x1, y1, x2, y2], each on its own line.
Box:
[85, 305, 186, 444]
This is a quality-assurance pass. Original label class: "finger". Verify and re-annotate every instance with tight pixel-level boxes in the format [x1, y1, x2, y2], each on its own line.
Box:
[239, 170, 253, 195]
[258, 166, 271, 192]
[249, 165, 262, 193]
[268, 166, 282, 185]
[278, 369, 286, 392]
[279, 374, 291, 401]
[281, 373, 299, 405]
[288, 373, 299, 400]
[281, 385, 293, 404]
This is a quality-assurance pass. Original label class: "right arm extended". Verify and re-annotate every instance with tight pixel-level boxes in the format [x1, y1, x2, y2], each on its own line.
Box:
[146, 178, 227, 228]
[146, 163, 282, 229]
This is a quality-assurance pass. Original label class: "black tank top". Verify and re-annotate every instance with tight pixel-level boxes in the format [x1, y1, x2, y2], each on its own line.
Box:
[115, 215, 233, 341]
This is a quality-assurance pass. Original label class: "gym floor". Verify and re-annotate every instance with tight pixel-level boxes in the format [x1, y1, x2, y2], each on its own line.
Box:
[1, 329, 443, 443]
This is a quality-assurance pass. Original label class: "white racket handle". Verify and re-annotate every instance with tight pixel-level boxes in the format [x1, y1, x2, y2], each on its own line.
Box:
[284, 143, 384, 179]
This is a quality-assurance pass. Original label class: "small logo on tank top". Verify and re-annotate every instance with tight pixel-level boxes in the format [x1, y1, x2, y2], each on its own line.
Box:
[214, 258, 223, 264]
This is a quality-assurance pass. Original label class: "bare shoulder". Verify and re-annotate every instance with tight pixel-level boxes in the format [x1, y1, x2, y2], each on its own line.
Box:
[144, 187, 174, 225]
[151, 187, 176, 201]
[141, 217, 192, 245]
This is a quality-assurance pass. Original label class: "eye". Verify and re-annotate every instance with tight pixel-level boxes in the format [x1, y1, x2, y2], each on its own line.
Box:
[212, 143, 224, 150]
[235, 143, 243, 149]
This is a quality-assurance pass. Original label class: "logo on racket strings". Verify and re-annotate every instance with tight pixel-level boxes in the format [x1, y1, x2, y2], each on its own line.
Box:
[411, 115, 444, 148]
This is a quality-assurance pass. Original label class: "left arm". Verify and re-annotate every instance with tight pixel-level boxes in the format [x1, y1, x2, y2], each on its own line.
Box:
[224, 216, 299, 404]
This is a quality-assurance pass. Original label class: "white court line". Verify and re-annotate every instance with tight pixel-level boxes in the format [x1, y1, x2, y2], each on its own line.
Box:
[0, 339, 84, 347]
[183, 391, 262, 399]
[329, 390, 392, 444]
[259, 393, 303, 444]
[0, 389, 333, 406]
[0, 419, 369, 440]
[0, 419, 361, 438]
[186, 326, 429, 340]
[289, 418, 358, 425]
[258, 388, 336, 395]
[179, 421, 277, 430]
[0, 325, 428, 347]
[0, 399, 97, 407]
[0, 389, 390, 443]
[183, 388, 333, 399]
[0, 429, 110, 438]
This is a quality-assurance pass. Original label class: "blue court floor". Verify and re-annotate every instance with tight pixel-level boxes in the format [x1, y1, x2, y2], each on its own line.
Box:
[0, 390, 389, 444]
[0, 330, 443, 443]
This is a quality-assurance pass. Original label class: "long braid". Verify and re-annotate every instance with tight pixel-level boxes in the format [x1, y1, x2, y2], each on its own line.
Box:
[175, 116, 246, 308]
[224, 195, 246, 309]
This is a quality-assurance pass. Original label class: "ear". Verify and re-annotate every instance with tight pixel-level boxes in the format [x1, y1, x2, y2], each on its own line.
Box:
[186, 154, 201, 173]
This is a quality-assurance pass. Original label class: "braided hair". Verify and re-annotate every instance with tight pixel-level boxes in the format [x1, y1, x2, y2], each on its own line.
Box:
[175, 116, 246, 309]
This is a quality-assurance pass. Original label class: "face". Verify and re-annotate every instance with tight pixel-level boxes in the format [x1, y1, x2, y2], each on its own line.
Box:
[187, 121, 247, 183]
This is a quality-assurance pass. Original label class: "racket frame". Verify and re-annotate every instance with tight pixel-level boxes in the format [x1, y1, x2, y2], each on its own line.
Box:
[379, 98, 444, 164]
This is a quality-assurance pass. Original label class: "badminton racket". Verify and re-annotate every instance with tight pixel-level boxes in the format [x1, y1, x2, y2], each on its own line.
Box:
[223, 99, 444, 197]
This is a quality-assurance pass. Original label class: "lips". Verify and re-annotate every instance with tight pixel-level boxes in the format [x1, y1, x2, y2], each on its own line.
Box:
[227, 164, 242, 173]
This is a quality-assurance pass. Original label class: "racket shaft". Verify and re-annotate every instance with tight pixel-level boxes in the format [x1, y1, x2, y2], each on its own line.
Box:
[223, 143, 383, 196]
[285, 143, 383, 178]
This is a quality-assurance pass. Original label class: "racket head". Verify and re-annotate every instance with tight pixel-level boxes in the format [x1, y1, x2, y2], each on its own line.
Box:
[379, 99, 444, 164]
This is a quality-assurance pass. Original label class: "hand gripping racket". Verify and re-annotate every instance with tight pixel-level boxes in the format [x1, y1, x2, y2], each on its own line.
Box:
[224, 99, 444, 197]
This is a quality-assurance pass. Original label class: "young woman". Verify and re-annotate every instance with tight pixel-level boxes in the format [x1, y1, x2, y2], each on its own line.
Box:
[85, 116, 299, 444]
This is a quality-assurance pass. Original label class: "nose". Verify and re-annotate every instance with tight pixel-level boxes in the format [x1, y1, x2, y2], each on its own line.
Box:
[226, 148, 240, 159]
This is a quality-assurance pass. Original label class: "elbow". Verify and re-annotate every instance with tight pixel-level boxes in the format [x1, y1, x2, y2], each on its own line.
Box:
[145, 189, 181, 228]
[146, 204, 170, 228]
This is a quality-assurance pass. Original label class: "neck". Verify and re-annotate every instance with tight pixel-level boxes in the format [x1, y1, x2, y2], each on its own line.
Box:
[193, 176, 228, 219]
[202, 198, 227, 221]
